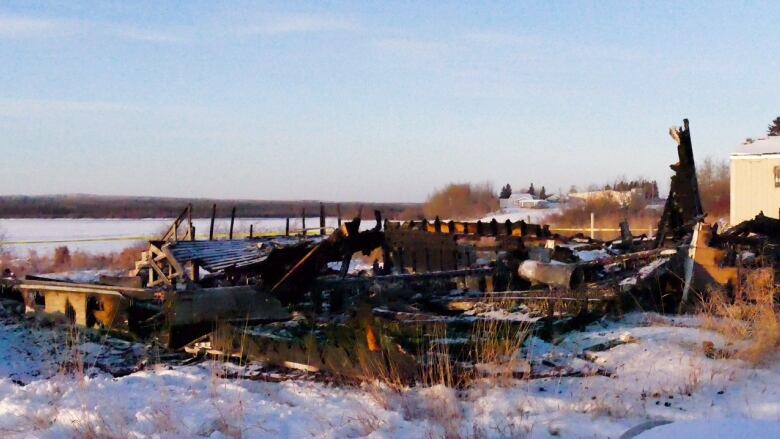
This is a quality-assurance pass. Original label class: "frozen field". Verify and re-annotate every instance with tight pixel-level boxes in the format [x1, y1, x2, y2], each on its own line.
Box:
[0, 211, 563, 257]
[0, 217, 342, 255]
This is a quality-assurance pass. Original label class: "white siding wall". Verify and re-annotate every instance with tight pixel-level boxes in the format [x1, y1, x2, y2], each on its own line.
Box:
[730, 154, 780, 224]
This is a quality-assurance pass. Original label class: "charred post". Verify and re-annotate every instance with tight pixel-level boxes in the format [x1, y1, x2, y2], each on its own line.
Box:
[209, 203, 216, 240]
[229, 206, 236, 240]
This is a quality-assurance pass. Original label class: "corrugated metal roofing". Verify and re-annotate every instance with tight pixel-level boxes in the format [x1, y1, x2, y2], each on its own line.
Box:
[168, 237, 317, 272]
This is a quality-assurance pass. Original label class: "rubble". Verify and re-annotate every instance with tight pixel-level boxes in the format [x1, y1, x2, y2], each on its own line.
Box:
[1, 119, 777, 382]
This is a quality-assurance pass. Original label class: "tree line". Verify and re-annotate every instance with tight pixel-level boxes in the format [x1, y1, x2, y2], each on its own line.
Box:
[0, 195, 417, 219]
[498, 183, 548, 199]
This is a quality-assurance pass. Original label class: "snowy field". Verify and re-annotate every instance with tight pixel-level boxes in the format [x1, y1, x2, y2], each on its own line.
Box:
[0, 306, 777, 438]
[480, 206, 561, 224]
[0, 217, 343, 255]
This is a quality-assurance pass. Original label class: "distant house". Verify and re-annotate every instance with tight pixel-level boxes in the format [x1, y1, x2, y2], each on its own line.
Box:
[568, 188, 642, 205]
[499, 192, 548, 210]
[544, 193, 561, 203]
[730, 136, 780, 225]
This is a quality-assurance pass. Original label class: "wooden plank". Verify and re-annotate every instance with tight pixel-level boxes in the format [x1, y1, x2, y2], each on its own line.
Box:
[19, 279, 148, 294]
[19, 284, 125, 297]
[147, 258, 171, 286]
[161, 244, 185, 281]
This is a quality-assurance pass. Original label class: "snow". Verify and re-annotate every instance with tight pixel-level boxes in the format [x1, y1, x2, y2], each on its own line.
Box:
[0, 309, 778, 438]
[470, 309, 541, 323]
[620, 258, 670, 289]
[635, 419, 780, 438]
[481, 205, 561, 224]
[637, 258, 669, 278]
[326, 259, 376, 275]
[733, 136, 780, 156]
[575, 249, 611, 262]
[37, 269, 126, 284]
[0, 302, 148, 385]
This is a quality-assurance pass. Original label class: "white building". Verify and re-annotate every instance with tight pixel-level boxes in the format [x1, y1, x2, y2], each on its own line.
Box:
[499, 192, 548, 210]
[568, 188, 642, 205]
[730, 136, 780, 225]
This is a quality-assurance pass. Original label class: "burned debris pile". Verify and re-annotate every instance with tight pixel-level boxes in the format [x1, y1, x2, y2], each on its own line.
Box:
[1, 119, 777, 382]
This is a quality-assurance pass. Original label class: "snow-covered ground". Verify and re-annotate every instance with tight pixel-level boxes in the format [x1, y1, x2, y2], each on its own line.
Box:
[0, 217, 343, 255]
[480, 206, 561, 224]
[0, 306, 778, 438]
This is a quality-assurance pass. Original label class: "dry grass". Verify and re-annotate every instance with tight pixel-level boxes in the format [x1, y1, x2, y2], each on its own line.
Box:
[468, 300, 532, 386]
[361, 298, 532, 391]
[419, 324, 460, 389]
[700, 268, 779, 364]
[0, 244, 145, 278]
[353, 298, 533, 438]
[544, 196, 660, 240]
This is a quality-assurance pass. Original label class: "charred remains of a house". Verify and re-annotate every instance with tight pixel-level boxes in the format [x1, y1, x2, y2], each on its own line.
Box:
[2, 119, 778, 381]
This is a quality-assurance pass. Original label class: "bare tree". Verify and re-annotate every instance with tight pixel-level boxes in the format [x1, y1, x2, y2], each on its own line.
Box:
[423, 182, 498, 219]
[697, 157, 730, 219]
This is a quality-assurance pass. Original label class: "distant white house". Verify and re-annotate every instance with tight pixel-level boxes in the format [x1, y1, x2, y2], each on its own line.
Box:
[730, 136, 780, 224]
[568, 188, 642, 205]
[544, 193, 562, 203]
[499, 192, 548, 210]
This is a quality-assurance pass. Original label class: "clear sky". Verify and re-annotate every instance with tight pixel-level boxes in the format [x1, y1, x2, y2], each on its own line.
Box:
[1, 1, 778, 202]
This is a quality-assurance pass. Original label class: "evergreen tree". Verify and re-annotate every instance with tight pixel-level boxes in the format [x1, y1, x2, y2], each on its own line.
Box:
[539, 186, 547, 199]
[528, 183, 535, 196]
[769, 117, 780, 136]
[499, 184, 512, 199]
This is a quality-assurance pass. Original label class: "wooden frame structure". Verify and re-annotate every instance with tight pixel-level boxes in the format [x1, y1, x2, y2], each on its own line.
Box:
[131, 242, 187, 287]
[131, 205, 192, 287]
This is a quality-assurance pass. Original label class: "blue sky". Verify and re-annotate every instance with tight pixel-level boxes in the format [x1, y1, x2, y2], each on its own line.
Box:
[1, 1, 778, 202]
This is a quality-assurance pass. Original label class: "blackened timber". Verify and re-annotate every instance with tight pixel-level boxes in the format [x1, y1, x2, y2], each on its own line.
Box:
[655, 119, 704, 247]
[320, 203, 326, 236]
[317, 267, 492, 286]
[229, 207, 236, 240]
[209, 204, 216, 240]
[188, 204, 194, 240]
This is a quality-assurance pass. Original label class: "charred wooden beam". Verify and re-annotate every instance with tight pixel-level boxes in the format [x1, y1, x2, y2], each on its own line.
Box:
[655, 119, 704, 247]
[320, 203, 326, 236]
[209, 203, 216, 240]
[229, 206, 236, 240]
